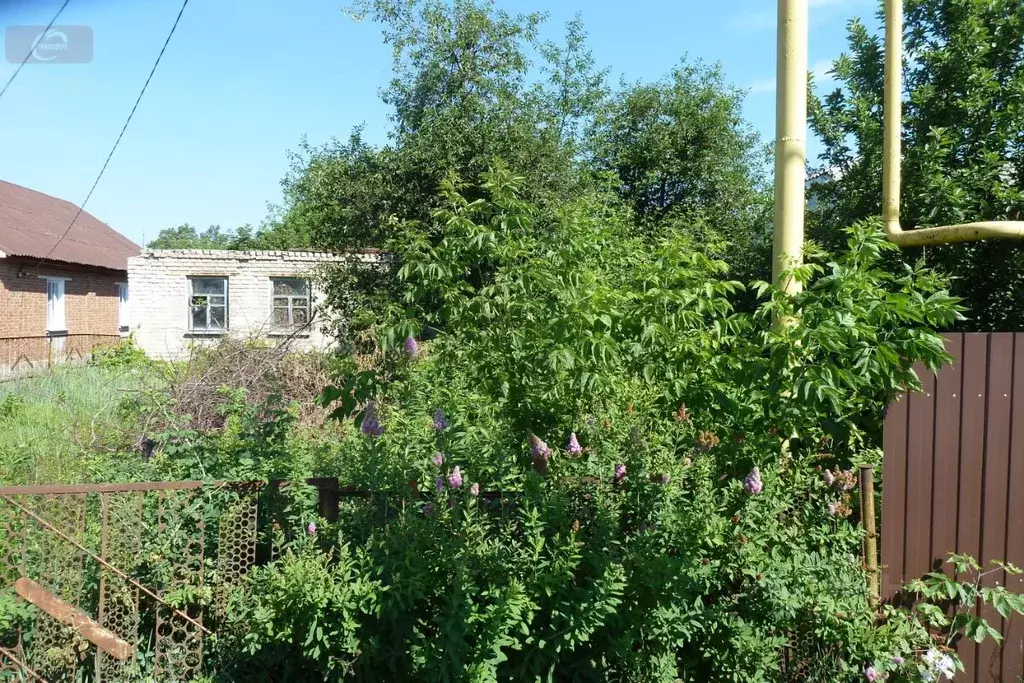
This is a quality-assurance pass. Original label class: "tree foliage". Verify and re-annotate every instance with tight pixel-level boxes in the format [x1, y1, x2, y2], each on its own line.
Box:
[276, 0, 604, 252]
[146, 220, 311, 251]
[591, 60, 772, 281]
[146, 223, 238, 249]
[227, 171, 972, 682]
[810, 0, 1024, 330]
[265, 0, 774, 345]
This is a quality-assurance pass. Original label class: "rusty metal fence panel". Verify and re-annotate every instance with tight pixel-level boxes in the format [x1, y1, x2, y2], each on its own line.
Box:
[883, 332, 1024, 682]
[0, 335, 122, 381]
[0, 480, 264, 682]
[0, 478, 415, 681]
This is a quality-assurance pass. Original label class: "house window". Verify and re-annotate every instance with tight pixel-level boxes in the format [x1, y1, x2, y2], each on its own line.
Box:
[117, 283, 129, 333]
[189, 277, 228, 332]
[271, 278, 310, 329]
[44, 277, 66, 332]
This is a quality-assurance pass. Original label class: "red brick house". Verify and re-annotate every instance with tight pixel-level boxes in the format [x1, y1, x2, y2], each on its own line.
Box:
[0, 181, 140, 376]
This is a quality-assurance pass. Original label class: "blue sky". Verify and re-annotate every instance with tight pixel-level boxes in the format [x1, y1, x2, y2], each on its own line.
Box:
[0, 0, 878, 246]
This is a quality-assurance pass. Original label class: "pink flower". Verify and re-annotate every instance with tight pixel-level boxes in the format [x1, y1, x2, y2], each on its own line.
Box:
[530, 434, 551, 459]
[469, 482, 479, 497]
[447, 466, 463, 489]
[433, 451, 445, 466]
[614, 464, 627, 483]
[743, 467, 763, 494]
[307, 522, 317, 536]
[530, 434, 551, 473]
[865, 666, 885, 682]
[891, 656, 904, 665]
[567, 432, 582, 454]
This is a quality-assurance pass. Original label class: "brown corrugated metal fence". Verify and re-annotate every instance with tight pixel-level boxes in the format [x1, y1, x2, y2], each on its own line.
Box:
[883, 332, 1024, 682]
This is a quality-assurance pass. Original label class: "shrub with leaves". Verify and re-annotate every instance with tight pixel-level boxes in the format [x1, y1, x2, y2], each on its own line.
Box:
[204, 170, 998, 681]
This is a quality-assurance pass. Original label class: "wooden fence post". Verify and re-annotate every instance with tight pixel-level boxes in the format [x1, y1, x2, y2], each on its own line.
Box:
[860, 464, 880, 607]
[312, 478, 340, 522]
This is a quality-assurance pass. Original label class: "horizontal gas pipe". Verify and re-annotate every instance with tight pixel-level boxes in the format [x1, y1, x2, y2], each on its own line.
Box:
[882, 0, 1024, 246]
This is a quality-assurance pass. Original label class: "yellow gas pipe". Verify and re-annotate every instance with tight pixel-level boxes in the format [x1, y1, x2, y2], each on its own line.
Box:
[771, 0, 808, 295]
[772, 0, 1024, 289]
[880, 0, 1024, 246]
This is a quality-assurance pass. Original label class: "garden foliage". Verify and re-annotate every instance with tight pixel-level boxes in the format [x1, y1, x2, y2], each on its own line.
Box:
[206, 171, 1012, 682]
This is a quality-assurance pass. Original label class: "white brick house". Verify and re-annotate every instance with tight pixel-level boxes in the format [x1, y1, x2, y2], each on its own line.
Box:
[126, 250, 381, 360]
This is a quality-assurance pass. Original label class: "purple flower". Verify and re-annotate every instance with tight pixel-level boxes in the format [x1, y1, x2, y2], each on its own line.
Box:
[823, 469, 835, 486]
[435, 477, 444, 492]
[614, 464, 627, 483]
[307, 522, 317, 536]
[865, 666, 884, 682]
[433, 451, 445, 466]
[422, 502, 434, 515]
[404, 336, 418, 356]
[530, 434, 552, 473]
[891, 656, 904, 665]
[530, 434, 551, 459]
[567, 432, 582, 455]
[432, 408, 449, 431]
[743, 467, 763, 495]
[360, 402, 384, 437]
[447, 466, 463, 489]
[469, 482, 479, 497]
[657, 473, 670, 486]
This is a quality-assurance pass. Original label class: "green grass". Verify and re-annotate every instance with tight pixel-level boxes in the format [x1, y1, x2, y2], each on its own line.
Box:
[0, 365, 145, 485]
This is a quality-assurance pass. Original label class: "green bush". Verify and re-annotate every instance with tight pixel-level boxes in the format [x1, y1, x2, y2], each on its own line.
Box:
[87, 334, 149, 369]
[211, 171, 1005, 682]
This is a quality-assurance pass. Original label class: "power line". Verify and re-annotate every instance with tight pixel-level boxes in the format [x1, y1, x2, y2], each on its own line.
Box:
[0, 0, 73, 103]
[39, 0, 191, 264]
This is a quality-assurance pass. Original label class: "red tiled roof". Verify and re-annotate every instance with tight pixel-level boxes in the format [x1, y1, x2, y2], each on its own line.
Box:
[0, 181, 140, 271]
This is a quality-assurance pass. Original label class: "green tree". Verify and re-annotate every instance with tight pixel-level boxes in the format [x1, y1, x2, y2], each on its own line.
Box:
[277, 0, 775, 335]
[147, 224, 237, 249]
[147, 220, 313, 251]
[591, 61, 770, 242]
[278, 1, 606, 251]
[810, 0, 1024, 330]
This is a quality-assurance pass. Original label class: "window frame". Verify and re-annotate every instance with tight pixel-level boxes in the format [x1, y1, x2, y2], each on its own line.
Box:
[270, 277, 311, 330]
[117, 282, 129, 334]
[188, 277, 229, 333]
[39, 276, 68, 333]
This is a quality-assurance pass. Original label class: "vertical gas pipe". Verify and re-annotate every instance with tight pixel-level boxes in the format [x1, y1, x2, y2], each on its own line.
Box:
[771, 0, 808, 296]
